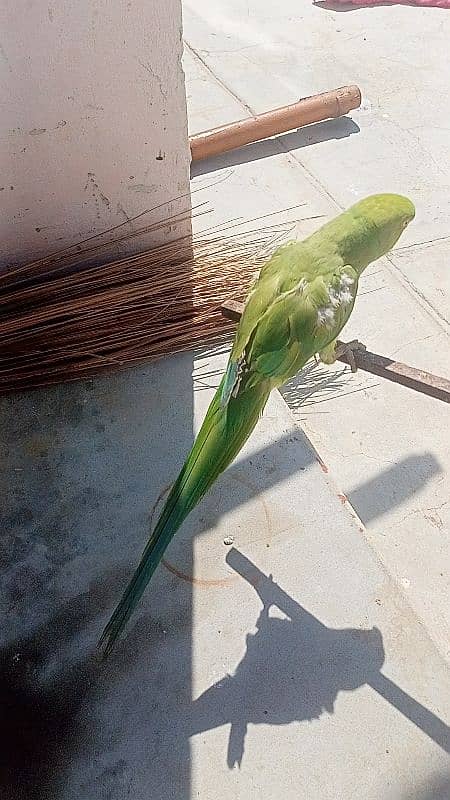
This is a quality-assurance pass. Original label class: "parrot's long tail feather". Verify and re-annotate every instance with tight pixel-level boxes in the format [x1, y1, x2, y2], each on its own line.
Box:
[99, 377, 270, 656]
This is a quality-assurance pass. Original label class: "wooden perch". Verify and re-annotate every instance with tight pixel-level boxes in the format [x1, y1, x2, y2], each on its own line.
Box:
[189, 86, 361, 162]
[221, 299, 450, 404]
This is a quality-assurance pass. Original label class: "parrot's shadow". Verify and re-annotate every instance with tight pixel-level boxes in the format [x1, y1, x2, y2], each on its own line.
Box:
[186, 549, 450, 768]
[0, 556, 448, 796]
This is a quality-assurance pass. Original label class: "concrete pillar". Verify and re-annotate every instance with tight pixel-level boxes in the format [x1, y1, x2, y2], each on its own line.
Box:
[1, 0, 191, 267]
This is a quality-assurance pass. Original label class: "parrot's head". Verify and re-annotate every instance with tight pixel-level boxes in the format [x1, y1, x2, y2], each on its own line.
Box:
[336, 194, 415, 275]
[357, 193, 416, 257]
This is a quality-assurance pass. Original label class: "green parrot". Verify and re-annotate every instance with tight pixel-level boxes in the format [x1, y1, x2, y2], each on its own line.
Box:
[100, 193, 415, 654]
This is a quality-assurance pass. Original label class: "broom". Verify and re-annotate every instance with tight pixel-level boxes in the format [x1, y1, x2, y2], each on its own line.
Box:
[0, 202, 297, 394]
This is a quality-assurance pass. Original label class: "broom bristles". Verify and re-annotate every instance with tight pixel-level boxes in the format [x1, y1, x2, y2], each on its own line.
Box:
[0, 204, 293, 394]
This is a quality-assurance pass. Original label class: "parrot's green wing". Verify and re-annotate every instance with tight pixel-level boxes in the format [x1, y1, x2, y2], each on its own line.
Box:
[222, 259, 358, 396]
[230, 242, 313, 357]
[233, 263, 359, 390]
[221, 243, 310, 405]
[247, 292, 303, 381]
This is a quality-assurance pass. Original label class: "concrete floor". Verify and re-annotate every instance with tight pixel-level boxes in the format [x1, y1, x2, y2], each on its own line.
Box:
[184, 0, 450, 660]
[1, 3, 449, 800]
[183, 1, 450, 795]
[1, 351, 449, 799]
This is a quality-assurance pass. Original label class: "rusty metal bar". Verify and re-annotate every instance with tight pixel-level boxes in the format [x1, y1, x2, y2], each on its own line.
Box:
[189, 86, 361, 162]
[221, 298, 450, 404]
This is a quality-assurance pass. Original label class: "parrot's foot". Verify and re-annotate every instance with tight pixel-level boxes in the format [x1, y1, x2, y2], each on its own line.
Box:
[334, 339, 366, 373]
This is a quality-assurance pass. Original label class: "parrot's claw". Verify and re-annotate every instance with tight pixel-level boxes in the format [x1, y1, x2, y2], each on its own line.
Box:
[335, 339, 366, 373]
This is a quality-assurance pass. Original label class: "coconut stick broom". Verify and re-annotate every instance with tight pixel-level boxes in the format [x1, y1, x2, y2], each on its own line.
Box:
[0, 203, 296, 394]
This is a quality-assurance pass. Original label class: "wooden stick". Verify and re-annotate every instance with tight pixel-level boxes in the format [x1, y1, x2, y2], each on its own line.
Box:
[189, 86, 361, 162]
[221, 299, 450, 404]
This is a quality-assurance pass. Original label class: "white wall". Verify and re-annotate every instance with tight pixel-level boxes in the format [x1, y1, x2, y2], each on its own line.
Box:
[1, 0, 191, 267]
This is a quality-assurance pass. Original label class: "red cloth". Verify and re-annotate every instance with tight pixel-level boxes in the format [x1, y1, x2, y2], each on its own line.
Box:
[329, 0, 450, 6]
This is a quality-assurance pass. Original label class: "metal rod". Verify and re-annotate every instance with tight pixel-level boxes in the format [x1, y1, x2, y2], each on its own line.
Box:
[221, 298, 450, 404]
[189, 86, 362, 162]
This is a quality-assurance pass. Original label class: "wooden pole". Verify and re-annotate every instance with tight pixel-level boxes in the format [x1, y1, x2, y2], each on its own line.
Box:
[189, 86, 361, 162]
[221, 298, 450, 404]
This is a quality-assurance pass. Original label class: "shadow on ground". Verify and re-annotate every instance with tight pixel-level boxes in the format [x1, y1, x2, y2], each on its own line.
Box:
[188, 549, 449, 768]
[0, 567, 128, 798]
[0, 358, 197, 800]
[399, 773, 450, 800]
[1, 354, 447, 798]
[346, 453, 442, 525]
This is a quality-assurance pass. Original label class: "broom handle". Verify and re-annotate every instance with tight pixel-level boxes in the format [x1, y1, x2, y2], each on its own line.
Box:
[189, 86, 361, 162]
[221, 299, 450, 404]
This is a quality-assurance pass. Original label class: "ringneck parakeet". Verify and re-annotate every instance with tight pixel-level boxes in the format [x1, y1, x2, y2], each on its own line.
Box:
[100, 193, 415, 654]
